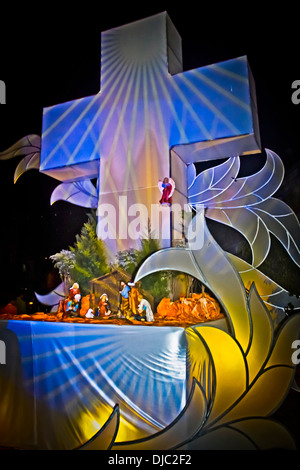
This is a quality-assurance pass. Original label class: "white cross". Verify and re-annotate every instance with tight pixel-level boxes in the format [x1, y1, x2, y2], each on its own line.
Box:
[40, 12, 260, 257]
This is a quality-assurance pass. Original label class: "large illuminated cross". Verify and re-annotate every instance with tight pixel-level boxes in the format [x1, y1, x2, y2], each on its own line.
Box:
[40, 12, 260, 257]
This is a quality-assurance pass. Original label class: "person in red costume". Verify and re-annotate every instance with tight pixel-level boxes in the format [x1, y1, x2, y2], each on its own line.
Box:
[69, 283, 80, 300]
[158, 177, 175, 206]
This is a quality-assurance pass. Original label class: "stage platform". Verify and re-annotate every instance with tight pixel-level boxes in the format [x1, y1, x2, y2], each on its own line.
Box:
[0, 318, 227, 449]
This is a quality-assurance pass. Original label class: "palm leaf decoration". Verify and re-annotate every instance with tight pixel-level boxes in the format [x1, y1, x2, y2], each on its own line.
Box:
[188, 149, 300, 269]
[0, 134, 41, 183]
[50, 180, 98, 208]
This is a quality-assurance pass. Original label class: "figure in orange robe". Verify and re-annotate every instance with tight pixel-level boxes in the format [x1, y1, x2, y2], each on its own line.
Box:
[98, 294, 111, 318]
[128, 282, 139, 315]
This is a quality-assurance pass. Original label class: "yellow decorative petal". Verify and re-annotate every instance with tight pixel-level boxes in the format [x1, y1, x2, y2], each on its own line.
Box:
[185, 327, 213, 399]
[215, 366, 294, 427]
[246, 284, 274, 383]
[194, 326, 247, 427]
[266, 313, 300, 368]
[111, 380, 207, 450]
[78, 405, 119, 450]
[191, 221, 252, 353]
[14, 152, 40, 183]
[231, 418, 296, 450]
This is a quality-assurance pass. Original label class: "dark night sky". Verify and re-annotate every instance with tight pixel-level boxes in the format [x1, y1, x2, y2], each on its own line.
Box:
[0, 3, 299, 298]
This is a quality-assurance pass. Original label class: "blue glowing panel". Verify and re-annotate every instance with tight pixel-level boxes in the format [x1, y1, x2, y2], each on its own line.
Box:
[3, 320, 188, 448]
[171, 56, 256, 146]
[41, 95, 101, 181]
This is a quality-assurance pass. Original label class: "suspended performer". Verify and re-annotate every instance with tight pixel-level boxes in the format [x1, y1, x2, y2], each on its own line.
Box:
[158, 177, 175, 206]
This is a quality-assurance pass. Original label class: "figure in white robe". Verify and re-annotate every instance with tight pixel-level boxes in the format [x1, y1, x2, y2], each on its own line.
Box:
[138, 297, 154, 322]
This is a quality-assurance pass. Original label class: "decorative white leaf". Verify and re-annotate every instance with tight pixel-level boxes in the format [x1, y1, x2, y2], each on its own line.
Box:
[35, 282, 65, 306]
[207, 149, 284, 208]
[50, 180, 98, 208]
[188, 157, 239, 205]
[227, 253, 300, 313]
[206, 207, 271, 267]
[0, 135, 40, 160]
[189, 149, 284, 209]
[187, 162, 197, 189]
[0, 135, 41, 183]
[251, 198, 300, 268]
[189, 148, 299, 270]
[207, 196, 300, 268]
[14, 152, 40, 183]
